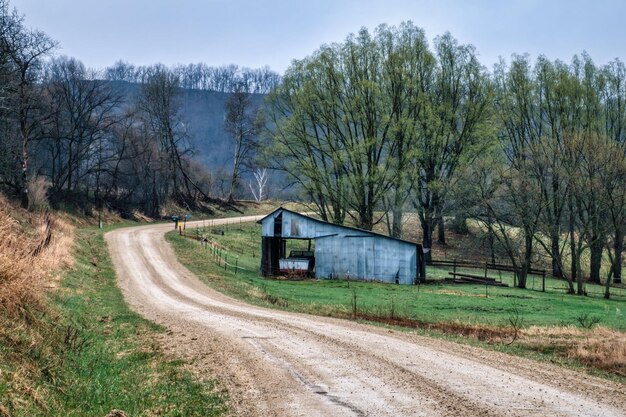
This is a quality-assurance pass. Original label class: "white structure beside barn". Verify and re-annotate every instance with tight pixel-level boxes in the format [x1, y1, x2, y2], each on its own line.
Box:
[258, 208, 425, 284]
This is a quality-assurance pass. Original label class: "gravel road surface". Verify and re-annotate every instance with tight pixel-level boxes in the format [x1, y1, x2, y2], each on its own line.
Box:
[105, 217, 626, 417]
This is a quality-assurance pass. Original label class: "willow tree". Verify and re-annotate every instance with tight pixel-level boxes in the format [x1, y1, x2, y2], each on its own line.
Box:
[411, 33, 491, 261]
[377, 23, 434, 237]
[533, 57, 575, 278]
[493, 55, 545, 289]
[264, 54, 349, 224]
[598, 60, 626, 284]
[266, 23, 431, 230]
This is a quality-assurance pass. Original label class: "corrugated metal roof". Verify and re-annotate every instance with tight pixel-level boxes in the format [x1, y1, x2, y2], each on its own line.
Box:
[258, 207, 418, 246]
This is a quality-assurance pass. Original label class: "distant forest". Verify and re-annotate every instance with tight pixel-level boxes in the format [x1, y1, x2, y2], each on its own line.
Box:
[0, 0, 280, 216]
[1, 1, 624, 295]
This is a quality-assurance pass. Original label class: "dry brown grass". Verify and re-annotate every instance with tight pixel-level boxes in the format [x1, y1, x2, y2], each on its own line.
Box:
[131, 210, 154, 223]
[356, 310, 626, 376]
[521, 325, 626, 376]
[0, 194, 74, 317]
[0, 194, 75, 414]
[569, 328, 626, 375]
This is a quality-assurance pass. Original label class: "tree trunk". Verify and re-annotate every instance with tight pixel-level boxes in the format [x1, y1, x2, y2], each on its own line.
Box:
[604, 270, 612, 299]
[228, 158, 238, 203]
[437, 216, 446, 244]
[614, 229, 624, 284]
[391, 205, 403, 238]
[421, 219, 433, 264]
[589, 235, 604, 284]
[358, 204, 374, 231]
[550, 175, 563, 278]
[20, 95, 29, 209]
[517, 231, 532, 289]
[20, 157, 28, 209]
[150, 172, 160, 218]
[569, 200, 578, 292]
[550, 231, 563, 278]
[576, 249, 584, 295]
[487, 213, 496, 264]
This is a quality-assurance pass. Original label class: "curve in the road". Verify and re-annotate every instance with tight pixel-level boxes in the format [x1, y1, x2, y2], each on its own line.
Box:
[105, 217, 626, 417]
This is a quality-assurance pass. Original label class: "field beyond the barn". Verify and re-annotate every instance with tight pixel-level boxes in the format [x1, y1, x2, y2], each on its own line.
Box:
[167, 221, 626, 379]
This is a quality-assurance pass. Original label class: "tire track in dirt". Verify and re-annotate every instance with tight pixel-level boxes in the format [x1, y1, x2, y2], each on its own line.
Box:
[106, 217, 626, 417]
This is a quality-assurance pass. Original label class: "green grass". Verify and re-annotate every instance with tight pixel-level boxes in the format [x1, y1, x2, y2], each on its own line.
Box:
[1, 225, 228, 417]
[48, 226, 227, 417]
[169, 223, 626, 331]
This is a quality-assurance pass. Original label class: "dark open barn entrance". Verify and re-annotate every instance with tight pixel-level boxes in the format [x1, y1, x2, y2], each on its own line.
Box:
[261, 212, 315, 276]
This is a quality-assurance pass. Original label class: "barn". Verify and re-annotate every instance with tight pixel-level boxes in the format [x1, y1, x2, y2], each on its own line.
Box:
[258, 208, 425, 284]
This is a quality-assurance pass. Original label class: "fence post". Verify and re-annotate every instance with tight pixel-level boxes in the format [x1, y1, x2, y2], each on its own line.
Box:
[235, 257, 238, 275]
[542, 271, 546, 292]
[453, 259, 457, 275]
[224, 253, 228, 270]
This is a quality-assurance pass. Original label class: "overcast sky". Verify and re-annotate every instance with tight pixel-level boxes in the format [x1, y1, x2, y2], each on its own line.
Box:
[9, 0, 626, 74]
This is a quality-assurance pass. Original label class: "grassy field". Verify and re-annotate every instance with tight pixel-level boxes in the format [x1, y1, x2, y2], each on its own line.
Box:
[168, 222, 626, 378]
[171, 222, 625, 329]
[1, 210, 227, 416]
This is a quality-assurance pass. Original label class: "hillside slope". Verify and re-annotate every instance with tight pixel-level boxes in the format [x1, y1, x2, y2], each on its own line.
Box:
[111, 81, 265, 170]
[0, 196, 226, 416]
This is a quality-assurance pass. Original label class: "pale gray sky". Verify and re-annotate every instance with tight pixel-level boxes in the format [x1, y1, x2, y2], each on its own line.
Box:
[9, 0, 626, 73]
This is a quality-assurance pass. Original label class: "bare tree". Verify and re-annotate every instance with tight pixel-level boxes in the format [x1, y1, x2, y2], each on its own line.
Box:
[0, 1, 56, 207]
[104, 60, 136, 83]
[137, 68, 191, 213]
[248, 167, 269, 201]
[224, 83, 259, 202]
[41, 56, 122, 200]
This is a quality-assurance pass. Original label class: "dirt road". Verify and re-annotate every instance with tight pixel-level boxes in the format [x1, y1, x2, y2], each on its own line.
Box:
[106, 217, 625, 417]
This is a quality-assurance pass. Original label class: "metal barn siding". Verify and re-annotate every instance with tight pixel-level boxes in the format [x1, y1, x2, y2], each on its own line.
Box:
[259, 208, 421, 284]
[315, 236, 416, 284]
